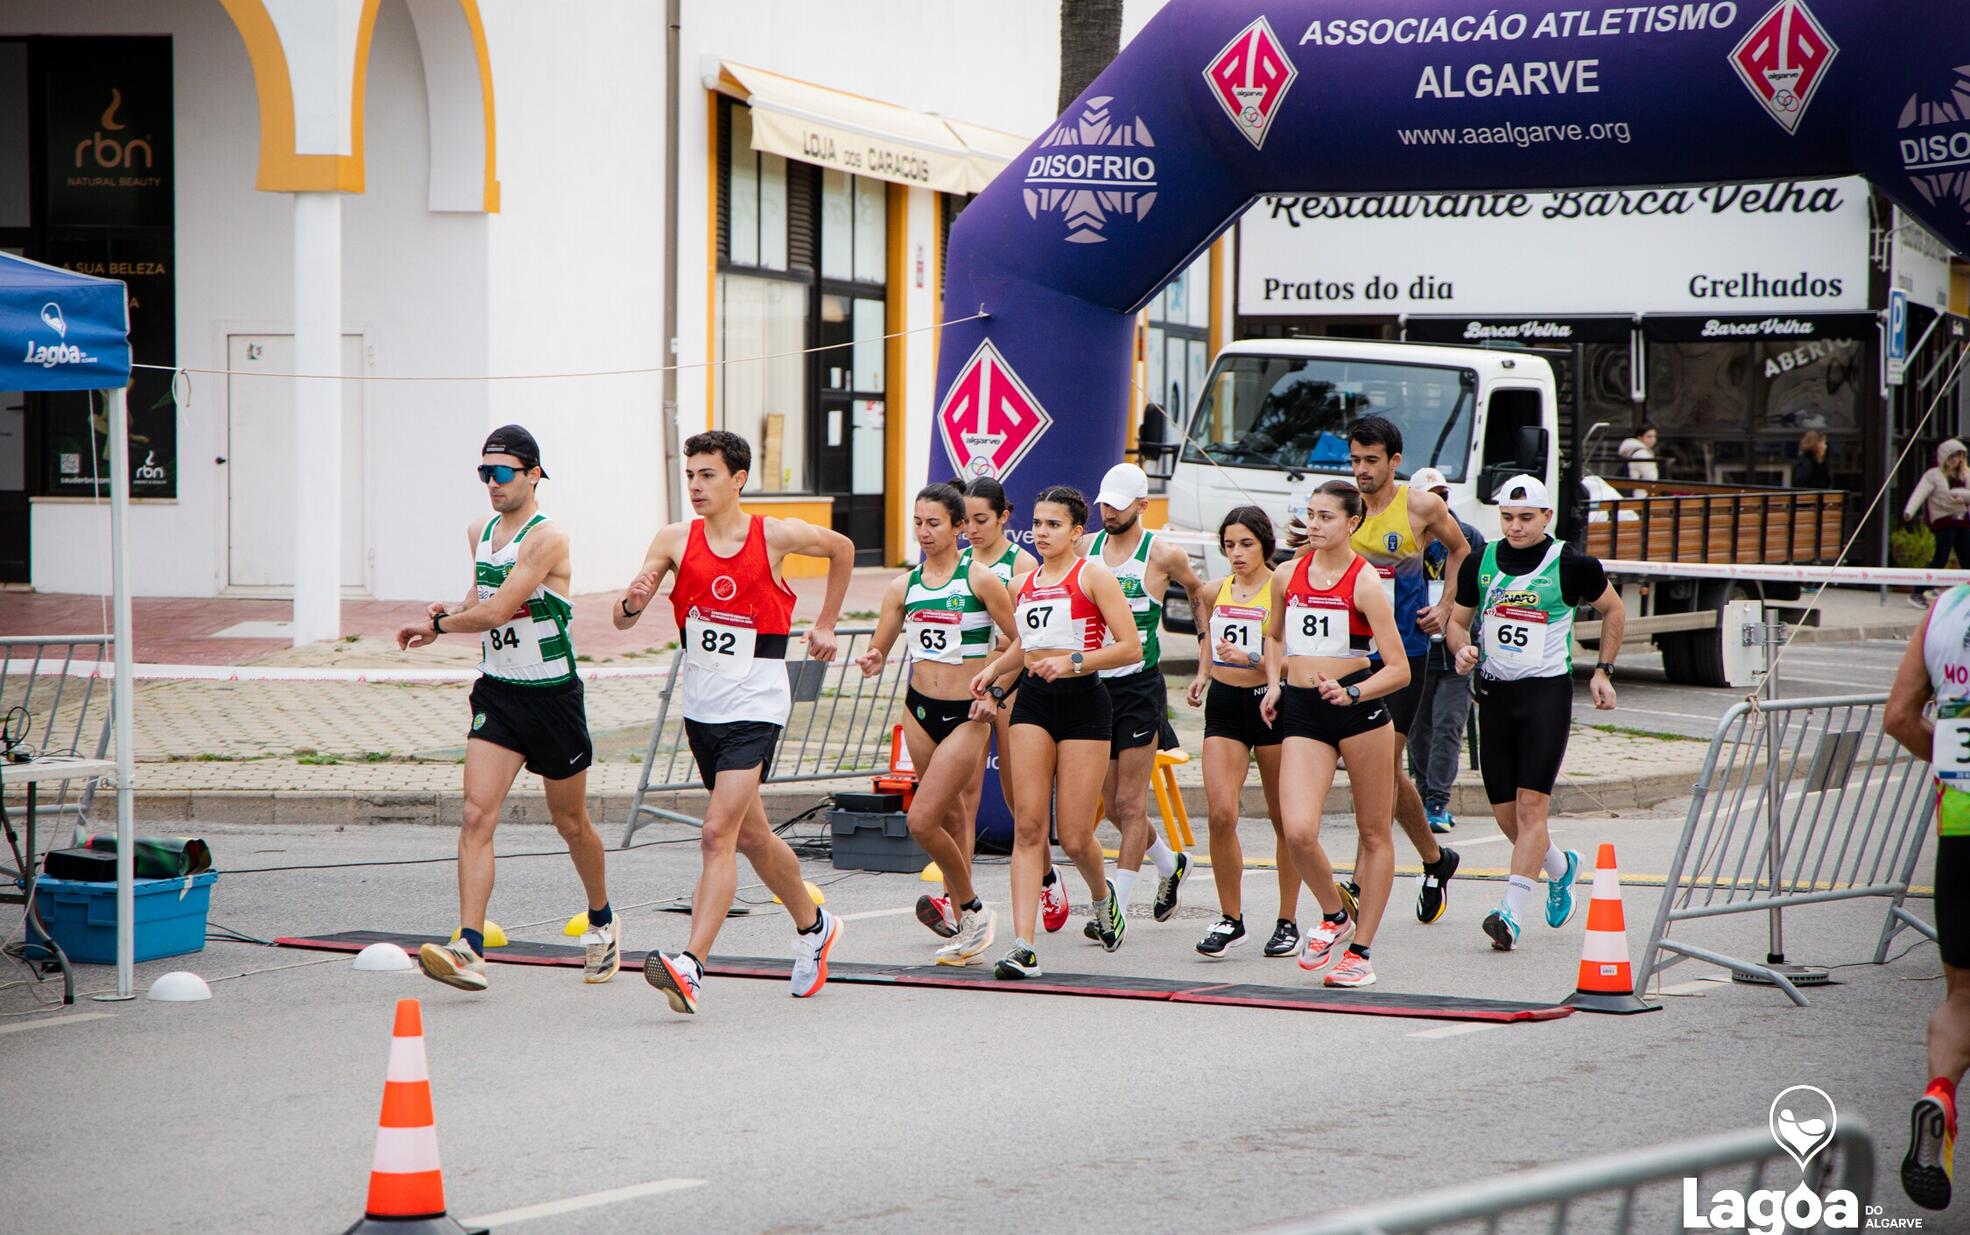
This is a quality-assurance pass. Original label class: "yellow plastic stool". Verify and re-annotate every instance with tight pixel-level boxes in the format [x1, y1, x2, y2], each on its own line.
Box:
[1152, 748, 1195, 850]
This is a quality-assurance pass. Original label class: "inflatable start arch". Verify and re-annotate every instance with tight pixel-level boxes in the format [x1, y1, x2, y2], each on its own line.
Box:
[929, 0, 1970, 516]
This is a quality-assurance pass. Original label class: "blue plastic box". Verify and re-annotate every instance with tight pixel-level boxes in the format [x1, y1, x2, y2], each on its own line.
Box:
[29, 871, 218, 964]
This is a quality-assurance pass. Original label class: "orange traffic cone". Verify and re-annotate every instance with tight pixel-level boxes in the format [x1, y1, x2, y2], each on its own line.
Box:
[344, 999, 487, 1234]
[1562, 844, 1660, 1015]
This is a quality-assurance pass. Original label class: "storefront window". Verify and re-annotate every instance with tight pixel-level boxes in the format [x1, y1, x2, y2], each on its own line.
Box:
[1641, 338, 1866, 490]
[725, 106, 787, 273]
[717, 273, 807, 492]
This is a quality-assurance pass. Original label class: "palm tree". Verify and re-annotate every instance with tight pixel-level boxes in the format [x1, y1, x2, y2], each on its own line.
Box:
[1058, 0, 1124, 113]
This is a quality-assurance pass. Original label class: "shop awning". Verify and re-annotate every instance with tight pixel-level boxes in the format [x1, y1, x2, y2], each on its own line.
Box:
[709, 61, 1024, 195]
[1641, 312, 1878, 343]
[1403, 315, 1635, 346]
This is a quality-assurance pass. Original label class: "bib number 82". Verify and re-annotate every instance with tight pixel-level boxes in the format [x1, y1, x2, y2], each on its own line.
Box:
[699, 628, 737, 655]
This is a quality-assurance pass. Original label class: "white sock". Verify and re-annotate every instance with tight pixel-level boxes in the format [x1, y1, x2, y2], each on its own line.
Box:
[1542, 845, 1569, 881]
[1503, 875, 1535, 919]
[1146, 835, 1179, 878]
[1112, 867, 1140, 905]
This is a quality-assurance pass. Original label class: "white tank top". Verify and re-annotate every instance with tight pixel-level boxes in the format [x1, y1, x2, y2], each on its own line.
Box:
[475, 514, 577, 686]
[1925, 584, 1970, 836]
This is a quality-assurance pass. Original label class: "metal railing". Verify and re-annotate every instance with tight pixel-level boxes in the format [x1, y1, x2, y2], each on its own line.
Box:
[0, 636, 115, 831]
[1249, 1122, 1872, 1234]
[620, 626, 910, 844]
[1638, 692, 1936, 1006]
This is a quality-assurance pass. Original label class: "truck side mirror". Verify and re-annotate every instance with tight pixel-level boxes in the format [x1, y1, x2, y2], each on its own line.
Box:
[1516, 425, 1550, 474]
[1138, 403, 1177, 480]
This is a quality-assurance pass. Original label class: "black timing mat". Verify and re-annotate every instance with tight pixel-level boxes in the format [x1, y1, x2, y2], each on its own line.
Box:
[275, 930, 1573, 1023]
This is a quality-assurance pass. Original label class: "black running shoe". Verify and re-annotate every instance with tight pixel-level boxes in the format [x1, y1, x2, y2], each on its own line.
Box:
[1083, 918, 1101, 942]
[1417, 846, 1460, 925]
[1196, 915, 1246, 957]
[1263, 918, 1301, 958]
[1153, 852, 1190, 922]
[1096, 881, 1127, 952]
[993, 943, 1041, 981]
[1903, 1092, 1955, 1211]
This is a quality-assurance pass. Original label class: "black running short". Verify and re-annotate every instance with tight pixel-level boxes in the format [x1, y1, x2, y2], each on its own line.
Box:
[905, 685, 977, 746]
[467, 675, 592, 780]
[683, 718, 783, 791]
[1278, 672, 1390, 750]
[1473, 673, 1573, 803]
[1103, 665, 1168, 756]
[1379, 653, 1430, 735]
[1009, 670, 1111, 744]
[1203, 681, 1281, 749]
[1939, 835, 1970, 969]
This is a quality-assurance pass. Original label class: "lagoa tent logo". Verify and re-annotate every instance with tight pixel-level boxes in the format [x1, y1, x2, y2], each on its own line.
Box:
[1682, 1086, 1862, 1233]
[1022, 96, 1157, 244]
[1205, 16, 1297, 150]
[22, 300, 97, 370]
[1729, 0, 1838, 134]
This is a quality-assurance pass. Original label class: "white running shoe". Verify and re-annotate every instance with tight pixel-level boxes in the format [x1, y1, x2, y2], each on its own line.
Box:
[644, 950, 701, 1015]
[581, 915, 620, 983]
[1298, 914, 1356, 973]
[791, 909, 842, 998]
[419, 938, 487, 992]
[935, 905, 997, 966]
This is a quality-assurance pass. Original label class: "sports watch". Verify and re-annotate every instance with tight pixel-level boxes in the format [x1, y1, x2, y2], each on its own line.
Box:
[1070, 651, 1085, 673]
[1345, 684, 1361, 705]
[987, 683, 1009, 705]
[1595, 661, 1616, 678]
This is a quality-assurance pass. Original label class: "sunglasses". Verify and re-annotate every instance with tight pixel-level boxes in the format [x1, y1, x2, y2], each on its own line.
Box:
[477, 464, 530, 484]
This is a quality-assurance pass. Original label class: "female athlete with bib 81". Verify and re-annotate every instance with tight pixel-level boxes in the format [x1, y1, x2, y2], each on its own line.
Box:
[970, 486, 1141, 980]
[1261, 481, 1409, 988]
[856, 484, 1016, 965]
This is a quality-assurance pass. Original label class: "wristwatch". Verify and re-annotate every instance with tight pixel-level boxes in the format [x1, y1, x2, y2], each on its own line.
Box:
[621, 596, 641, 619]
[430, 613, 445, 634]
[987, 683, 1009, 705]
[1595, 661, 1616, 678]
[1069, 651, 1085, 674]
[1345, 684, 1361, 705]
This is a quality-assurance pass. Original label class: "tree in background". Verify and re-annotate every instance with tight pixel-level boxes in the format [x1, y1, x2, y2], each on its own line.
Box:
[1058, 0, 1123, 112]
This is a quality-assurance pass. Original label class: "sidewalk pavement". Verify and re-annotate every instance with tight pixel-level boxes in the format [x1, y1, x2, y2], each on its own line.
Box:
[4, 578, 1914, 830]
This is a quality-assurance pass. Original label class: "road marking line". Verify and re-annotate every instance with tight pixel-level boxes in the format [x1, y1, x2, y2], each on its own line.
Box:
[461, 1178, 706, 1227]
[1407, 1023, 1500, 1040]
[833, 907, 914, 922]
[1655, 977, 1732, 996]
[0, 1011, 115, 1036]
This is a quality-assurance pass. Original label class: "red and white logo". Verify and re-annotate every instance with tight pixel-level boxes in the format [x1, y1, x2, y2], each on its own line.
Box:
[936, 339, 1054, 482]
[1205, 17, 1297, 150]
[710, 574, 738, 602]
[1730, 0, 1837, 134]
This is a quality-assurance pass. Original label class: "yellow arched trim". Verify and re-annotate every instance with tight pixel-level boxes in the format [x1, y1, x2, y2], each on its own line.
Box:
[218, 0, 498, 212]
[457, 0, 501, 212]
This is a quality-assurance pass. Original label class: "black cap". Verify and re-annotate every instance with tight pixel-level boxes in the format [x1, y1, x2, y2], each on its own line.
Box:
[482, 424, 547, 478]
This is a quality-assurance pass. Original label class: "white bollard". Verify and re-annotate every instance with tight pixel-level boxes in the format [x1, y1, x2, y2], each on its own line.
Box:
[352, 942, 415, 972]
[146, 971, 212, 1002]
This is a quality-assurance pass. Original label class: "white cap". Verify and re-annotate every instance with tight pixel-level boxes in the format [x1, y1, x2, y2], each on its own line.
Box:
[1494, 474, 1551, 510]
[1095, 462, 1149, 510]
[1409, 467, 1450, 494]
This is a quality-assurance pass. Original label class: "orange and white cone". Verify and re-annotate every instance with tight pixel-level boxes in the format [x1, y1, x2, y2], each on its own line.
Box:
[344, 999, 487, 1234]
[1562, 844, 1659, 1015]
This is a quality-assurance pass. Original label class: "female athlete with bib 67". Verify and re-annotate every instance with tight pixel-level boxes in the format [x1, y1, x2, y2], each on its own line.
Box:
[1262, 481, 1410, 988]
[857, 484, 1016, 965]
[970, 486, 1141, 980]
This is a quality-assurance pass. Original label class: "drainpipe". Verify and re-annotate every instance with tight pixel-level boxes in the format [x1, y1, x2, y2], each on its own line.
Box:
[661, 0, 683, 521]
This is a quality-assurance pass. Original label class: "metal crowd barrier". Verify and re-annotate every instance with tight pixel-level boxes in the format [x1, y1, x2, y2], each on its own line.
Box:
[1250, 1122, 1872, 1234]
[1638, 692, 1936, 1007]
[620, 626, 909, 844]
[0, 636, 115, 832]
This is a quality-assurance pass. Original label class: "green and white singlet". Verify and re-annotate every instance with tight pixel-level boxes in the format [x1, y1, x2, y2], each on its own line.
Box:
[1926, 583, 1970, 837]
[1475, 539, 1572, 682]
[959, 542, 1022, 589]
[475, 513, 577, 686]
[1089, 528, 1161, 677]
[902, 559, 993, 664]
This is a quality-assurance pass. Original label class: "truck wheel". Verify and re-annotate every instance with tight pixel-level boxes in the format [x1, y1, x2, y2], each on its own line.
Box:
[1678, 580, 1752, 688]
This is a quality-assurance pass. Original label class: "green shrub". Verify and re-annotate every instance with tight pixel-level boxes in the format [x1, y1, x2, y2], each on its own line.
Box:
[1891, 523, 1936, 569]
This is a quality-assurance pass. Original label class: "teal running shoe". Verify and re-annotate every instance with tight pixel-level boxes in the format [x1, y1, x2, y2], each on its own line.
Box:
[1546, 849, 1583, 929]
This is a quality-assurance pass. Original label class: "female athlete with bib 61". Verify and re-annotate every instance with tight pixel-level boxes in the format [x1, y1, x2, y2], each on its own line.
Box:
[1262, 481, 1409, 988]
[1187, 505, 1303, 959]
[857, 484, 1016, 965]
[970, 486, 1141, 980]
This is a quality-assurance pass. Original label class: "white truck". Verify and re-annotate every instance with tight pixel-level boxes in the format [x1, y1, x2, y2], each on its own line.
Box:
[1147, 336, 1837, 688]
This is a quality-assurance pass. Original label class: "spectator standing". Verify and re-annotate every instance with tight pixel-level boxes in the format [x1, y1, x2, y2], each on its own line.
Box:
[1406, 467, 1483, 834]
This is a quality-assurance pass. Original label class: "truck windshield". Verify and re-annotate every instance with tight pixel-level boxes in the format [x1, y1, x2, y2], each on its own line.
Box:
[1182, 354, 1476, 480]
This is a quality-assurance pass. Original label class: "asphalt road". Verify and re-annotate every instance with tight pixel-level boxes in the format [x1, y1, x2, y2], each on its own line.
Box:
[1577, 636, 1915, 741]
[0, 805, 1946, 1234]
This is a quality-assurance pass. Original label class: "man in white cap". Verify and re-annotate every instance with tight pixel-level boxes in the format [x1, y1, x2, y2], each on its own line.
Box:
[1077, 462, 1209, 936]
[1445, 474, 1625, 952]
[1405, 467, 1483, 834]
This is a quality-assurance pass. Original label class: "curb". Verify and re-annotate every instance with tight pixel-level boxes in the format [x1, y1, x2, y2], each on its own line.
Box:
[129, 764, 1701, 830]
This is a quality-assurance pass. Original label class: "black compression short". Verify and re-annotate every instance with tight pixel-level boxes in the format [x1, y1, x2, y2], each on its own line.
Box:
[1473, 673, 1573, 803]
[1278, 671, 1390, 750]
[1009, 670, 1111, 744]
[1939, 836, 1970, 969]
[1104, 666, 1167, 756]
[467, 676, 593, 780]
[1203, 681, 1281, 748]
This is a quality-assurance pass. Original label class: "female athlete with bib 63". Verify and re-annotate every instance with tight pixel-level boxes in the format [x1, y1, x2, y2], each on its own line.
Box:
[1262, 481, 1409, 988]
[1187, 505, 1304, 959]
[970, 486, 1141, 980]
[857, 484, 1016, 965]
